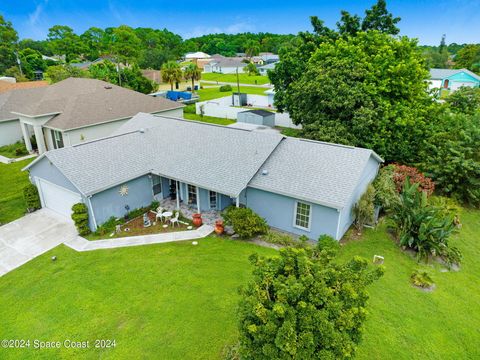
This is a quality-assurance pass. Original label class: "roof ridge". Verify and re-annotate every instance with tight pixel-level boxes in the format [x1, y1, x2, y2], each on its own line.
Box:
[71, 129, 140, 148]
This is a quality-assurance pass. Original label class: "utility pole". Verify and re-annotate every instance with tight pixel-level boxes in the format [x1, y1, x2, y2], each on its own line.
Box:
[15, 51, 23, 77]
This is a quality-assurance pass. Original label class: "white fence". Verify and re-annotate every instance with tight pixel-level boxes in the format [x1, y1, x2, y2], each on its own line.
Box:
[195, 95, 301, 129]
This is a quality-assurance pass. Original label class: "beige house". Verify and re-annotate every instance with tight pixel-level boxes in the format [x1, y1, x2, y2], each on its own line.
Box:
[0, 78, 184, 152]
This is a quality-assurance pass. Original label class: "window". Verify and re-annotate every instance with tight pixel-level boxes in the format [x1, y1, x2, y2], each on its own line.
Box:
[188, 184, 197, 206]
[51, 130, 64, 149]
[152, 175, 162, 195]
[209, 191, 217, 209]
[294, 201, 311, 230]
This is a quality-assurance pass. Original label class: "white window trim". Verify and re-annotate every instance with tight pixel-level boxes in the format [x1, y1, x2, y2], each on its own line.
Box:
[186, 184, 198, 207]
[293, 200, 312, 231]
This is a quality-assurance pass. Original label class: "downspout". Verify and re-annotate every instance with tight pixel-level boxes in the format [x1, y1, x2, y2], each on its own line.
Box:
[335, 209, 342, 241]
[87, 195, 98, 231]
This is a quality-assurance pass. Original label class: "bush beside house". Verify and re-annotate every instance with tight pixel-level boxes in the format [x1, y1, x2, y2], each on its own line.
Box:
[222, 207, 268, 238]
[71, 203, 91, 236]
[23, 184, 40, 212]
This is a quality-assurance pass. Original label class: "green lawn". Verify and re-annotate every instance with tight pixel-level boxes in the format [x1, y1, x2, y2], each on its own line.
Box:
[201, 73, 269, 85]
[0, 237, 275, 360]
[197, 85, 269, 101]
[0, 141, 29, 158]
[338, 209, 480, 360]
[0, 159, 34, 225]
[184, 112, 235, 126]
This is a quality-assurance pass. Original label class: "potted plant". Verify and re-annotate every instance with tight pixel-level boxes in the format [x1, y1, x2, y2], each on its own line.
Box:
[192, 213, 203, 227]
[214, 220, 224, 235]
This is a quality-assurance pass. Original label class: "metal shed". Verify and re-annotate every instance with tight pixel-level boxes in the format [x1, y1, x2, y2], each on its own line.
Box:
[237, 109, 275, 127]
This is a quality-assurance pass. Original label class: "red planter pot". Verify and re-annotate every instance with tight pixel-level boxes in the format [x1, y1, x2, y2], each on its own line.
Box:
[192, 213, 203, 227]
[214, 220, 224, 235]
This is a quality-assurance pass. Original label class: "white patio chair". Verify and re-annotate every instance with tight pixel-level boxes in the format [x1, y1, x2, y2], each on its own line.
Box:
[155, 206, 165, 222]
[170, 212, 180, 227]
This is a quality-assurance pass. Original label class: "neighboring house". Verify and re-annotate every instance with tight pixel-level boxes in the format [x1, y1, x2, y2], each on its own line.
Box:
[258, 62, 277, 76]
[429, 68, 480, 91]
[0, 78, 183, 150]
[141, 69, 162, 84]
[0, 80, 48, 95]
[203, 57, 247, 74]
[25, 113, 382, 241]
[251, 56, 264, 65]
[185, 52, 211, 60]
[264, 88, 275, 107]
[259, 52, 280, 63]
[237, 110, 275, 127]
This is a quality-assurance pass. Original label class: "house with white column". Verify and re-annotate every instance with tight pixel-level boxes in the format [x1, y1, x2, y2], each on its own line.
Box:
[0, 77, 184, 153]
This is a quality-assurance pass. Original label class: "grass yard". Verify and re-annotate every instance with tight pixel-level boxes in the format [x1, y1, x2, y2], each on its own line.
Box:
[201, 73, 270, 85]
[0, 159, 34, 225]
[183, 112, 235, 126]
[197, 85, 269, 101]
[0, 237, 275, 360]
[339, 209, 480, 360]
[0, 141, 29, 158]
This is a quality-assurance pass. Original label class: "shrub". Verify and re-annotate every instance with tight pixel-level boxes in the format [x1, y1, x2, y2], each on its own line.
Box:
[222, 206, 268, 238]
[95, 216, 121, 236]
[390, 181, 459, 263]
[353, 184, 375, 230]
[410, 270, 434, 289]
[150, 200, 160, 211]
[418, 112, 480, 207]
[373, 165, 399, 211]
[23, 184, 41, 212]
[391, 164, 435, 195]
[219, 84, 232, 92]
[15, 147, 28, 156]
[317, 234, 340, 253]
[263, 231, 308, 248]
[445, 86, 480, 115]
[183, 104, 196, 114]
[238, 247, 383, 359]
[71, 203, 91, 236]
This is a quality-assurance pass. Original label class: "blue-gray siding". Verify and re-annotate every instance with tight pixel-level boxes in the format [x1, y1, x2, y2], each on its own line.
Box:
[245, 187, 340, 240]
[29, 157, 81, 194]
[338, 156, 380, 238]
[90, 175, 153, 227]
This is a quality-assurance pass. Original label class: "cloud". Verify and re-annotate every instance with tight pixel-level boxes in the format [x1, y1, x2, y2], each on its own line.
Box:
[28, 0, 48, 27]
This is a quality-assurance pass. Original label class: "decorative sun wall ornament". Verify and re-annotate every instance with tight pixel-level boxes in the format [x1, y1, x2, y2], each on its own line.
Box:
[119, 184, 129, 196]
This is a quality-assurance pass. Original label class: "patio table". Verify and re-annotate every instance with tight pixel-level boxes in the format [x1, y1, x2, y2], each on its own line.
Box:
[162, 211, 173, 221]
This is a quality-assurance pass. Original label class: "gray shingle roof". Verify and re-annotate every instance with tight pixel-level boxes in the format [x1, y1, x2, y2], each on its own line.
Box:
[8, 78, 183, 130]
[248, 138, 381, 209]
[35, 113, 283, 197]
[26, 113, 383, 208]
[430, 68, 480, 81]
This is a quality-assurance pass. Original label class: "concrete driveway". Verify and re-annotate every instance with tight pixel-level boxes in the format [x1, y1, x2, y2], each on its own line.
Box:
[0, 209, 77, 277]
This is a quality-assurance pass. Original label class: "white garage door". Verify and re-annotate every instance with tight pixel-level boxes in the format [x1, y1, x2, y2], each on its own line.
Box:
[37, 179, 82, 218]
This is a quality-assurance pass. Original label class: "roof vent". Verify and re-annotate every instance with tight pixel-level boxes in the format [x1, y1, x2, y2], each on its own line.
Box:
[261, 169, 269, 176]
[139, 128, 145, 133]
[104, 85, 112, 89]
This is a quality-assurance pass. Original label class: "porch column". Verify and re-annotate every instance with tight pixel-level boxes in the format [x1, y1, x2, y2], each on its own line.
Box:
[175, 181, 180, 209]
[236, 197, 240, 207]
[196, 187, 200, 212]
[20, 122, 33, 153]
[33, 125, 47, 154]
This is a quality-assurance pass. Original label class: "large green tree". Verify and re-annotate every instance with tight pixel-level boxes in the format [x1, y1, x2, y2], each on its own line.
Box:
[277, 31, 431, 162]
[0, 14, 19, 74]
[238, 246, 383, 359]
[109, 25, 141, 65]
[47, 25, 84, 62]
[455, 44, 480, 73]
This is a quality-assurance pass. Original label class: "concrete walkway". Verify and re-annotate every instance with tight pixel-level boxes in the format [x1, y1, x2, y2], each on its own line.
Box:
[0, 153, 36, 164]
[64, 225, 214, 252]
[0, 209, 77, 276]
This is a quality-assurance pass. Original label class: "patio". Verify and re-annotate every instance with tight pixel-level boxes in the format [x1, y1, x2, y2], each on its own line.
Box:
[159, 198, 223, 226]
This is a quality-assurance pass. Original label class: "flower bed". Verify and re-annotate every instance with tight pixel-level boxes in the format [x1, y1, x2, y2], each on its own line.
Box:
[85, 211, 193, 241]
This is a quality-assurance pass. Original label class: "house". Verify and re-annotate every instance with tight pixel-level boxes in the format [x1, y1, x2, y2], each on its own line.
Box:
[0, 78, 183, 150]
[258, 62, 277, 76]
[237, 109, 275, 127]
[24, 113, 382, 241]
[141, 69, 161, 84]
[429, 68, 480, 91]
[185, 52, 211, 60]
[0, 79, 48, 95]
[259, 52, 280, 63]
[203, 57, 247, 74]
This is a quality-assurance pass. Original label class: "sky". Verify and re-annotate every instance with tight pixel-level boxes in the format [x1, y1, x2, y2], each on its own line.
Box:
[1, 0, 479, 45]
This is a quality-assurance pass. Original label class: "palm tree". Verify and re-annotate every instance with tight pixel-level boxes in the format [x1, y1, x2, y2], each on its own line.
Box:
[245, 40, 260, 59]
[161, 61, 183, 91]
[184, 63, 201, 93]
